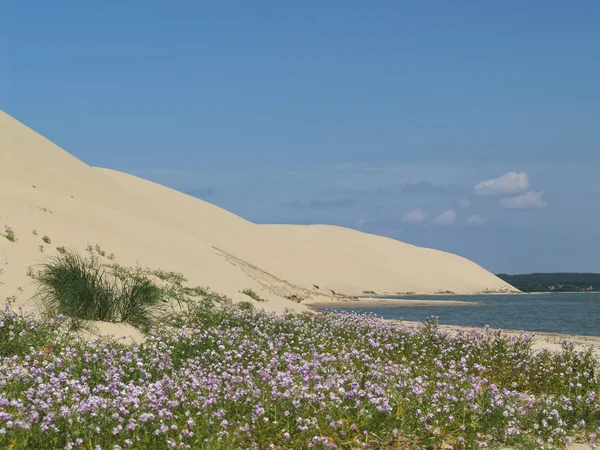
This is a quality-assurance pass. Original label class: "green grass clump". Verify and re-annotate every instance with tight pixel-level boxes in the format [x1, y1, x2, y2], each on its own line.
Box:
[237, 300, 255, 311]
[2, 225, 17, 242]
[242, 288, 266, 302]
[32, 249, 164, 332]
[41, 235, 51, 244]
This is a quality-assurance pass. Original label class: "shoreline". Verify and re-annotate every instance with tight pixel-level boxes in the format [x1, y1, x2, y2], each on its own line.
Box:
[413, 321, 600, 358]
[310, 307, 600, 358]
[304, 298, 481, 308]
[361, 290, 600, 298]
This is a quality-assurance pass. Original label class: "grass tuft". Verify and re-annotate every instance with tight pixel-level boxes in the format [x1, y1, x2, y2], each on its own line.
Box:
[2, 225, 17, 242]
[242, 288, 266, 302]
[32, 249, 164, 332]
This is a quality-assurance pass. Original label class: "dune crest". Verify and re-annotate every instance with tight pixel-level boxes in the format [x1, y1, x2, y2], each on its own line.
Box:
[0, 110, 517, 325]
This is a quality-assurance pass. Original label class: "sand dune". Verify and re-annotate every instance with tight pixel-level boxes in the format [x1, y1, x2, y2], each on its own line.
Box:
[0, 110, 518, 336]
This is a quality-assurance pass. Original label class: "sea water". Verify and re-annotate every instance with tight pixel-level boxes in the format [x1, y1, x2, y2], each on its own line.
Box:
[316, 293, 600, 336]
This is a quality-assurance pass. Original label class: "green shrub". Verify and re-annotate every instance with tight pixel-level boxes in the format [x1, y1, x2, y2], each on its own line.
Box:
[42, 235, 51, 244]
[32, 249, 164, 332]
[237, 300, 255, 311]
[118, 276, 165, 332]
[242, 288, 266, 302]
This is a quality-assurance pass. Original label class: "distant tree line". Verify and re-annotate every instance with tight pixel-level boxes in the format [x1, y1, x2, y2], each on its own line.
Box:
[496, 273, 600, 292]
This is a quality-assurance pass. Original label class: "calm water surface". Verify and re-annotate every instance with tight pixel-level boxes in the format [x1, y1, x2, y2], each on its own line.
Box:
[316, 293, 600, 336]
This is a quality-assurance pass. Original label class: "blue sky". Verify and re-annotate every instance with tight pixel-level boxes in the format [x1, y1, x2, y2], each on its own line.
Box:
[2, 1, 599, 273]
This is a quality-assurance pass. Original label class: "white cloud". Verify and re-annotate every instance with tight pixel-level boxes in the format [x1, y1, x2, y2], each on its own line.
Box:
[433, 210, 457, 225]
[474, 171, 529, 196]
[500, 191, 547, 209]
[403, 209, 427, 223]
[457, 198, 472, 209]
[466, 214, 485, 226]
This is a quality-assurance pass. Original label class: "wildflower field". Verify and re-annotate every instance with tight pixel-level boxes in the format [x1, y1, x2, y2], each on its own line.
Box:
[0, 300, 598, 449]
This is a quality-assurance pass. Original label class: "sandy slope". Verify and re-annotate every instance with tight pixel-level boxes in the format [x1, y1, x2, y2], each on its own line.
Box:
[0, 110, 517, 337]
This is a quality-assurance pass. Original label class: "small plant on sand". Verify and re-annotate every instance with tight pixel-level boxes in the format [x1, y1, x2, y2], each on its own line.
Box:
[38, 244, 44, 253]
[31, 249, 165, 332]
[2, 225, 17, 242]
[237, 300, 255, 311]
[32, 229, 38, 239]
[42, 234, 51, 244]
[242, 288, 266, 302]
[313, 284, 320, 290]
[56, 246, 67, 254]
[108, 264, 208, 308]
[94, 244, 107, 257]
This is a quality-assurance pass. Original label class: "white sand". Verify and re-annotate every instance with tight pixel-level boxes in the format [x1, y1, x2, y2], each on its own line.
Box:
[1, 110, 518, 338]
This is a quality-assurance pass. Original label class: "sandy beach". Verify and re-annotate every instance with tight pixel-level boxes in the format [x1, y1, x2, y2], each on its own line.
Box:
[437, 323, 600, 358]
[307, 297, 600, 360]
[304, 297, 481, 307]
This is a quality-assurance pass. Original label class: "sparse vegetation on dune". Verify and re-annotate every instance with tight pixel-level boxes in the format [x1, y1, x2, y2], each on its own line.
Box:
[241, 288, 266, 302]
[0, 300, 598, 449]
[27, 247, 217, 332]
[30, 249, 182, 332]
[1, 225, 17, 242]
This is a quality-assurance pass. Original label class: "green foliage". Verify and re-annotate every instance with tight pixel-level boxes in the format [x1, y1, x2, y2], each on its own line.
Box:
[108, 263, 208, 308]
[242, 288, 266, 302]
[118, 276, 165, 331]
[2, 225, 17, 242]
[0, 307, 67, 357]
[237, 300, 255, 311]
[0, 301, 598, 448]
[31, 249, 164, 332]
[56, 246, 67, 254]
[41, 235, 51, 244]
[38, 244, 44, 253]
[497, 272, 600, 292]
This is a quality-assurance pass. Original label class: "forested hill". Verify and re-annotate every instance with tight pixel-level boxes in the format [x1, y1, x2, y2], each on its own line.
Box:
[496, 273, 600, 292]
